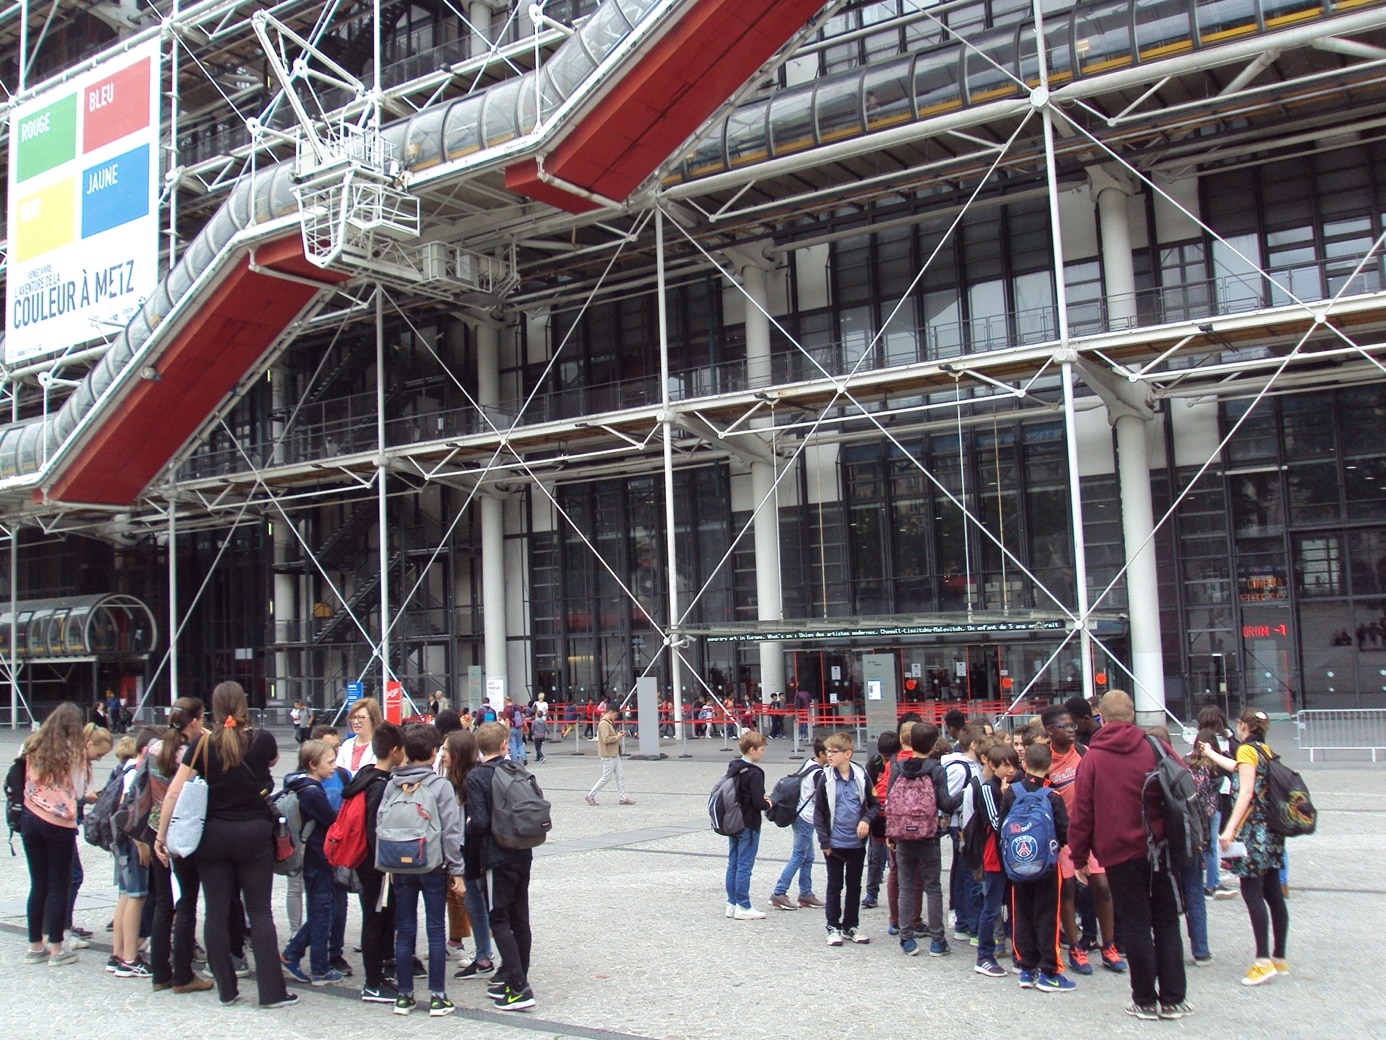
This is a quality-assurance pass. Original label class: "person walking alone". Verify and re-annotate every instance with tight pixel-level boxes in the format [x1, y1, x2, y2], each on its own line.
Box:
[584, 705, 634, 806]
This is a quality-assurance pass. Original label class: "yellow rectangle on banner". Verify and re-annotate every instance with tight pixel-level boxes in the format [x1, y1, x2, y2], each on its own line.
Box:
[13, 178, 75, 261]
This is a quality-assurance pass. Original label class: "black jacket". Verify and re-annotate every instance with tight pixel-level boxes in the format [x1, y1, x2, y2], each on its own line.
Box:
[465, 757, 531, 872]
[725, 758, 767, 832]
[340, 764, 390, 867]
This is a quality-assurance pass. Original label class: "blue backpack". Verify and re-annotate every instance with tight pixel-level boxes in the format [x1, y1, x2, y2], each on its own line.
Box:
[999, 784, 1059, 882]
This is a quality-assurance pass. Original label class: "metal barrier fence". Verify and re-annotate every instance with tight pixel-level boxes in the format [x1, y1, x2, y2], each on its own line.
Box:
[1296, 709, 1386, 762]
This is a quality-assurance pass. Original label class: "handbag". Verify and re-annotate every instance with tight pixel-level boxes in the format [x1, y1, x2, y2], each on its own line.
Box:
[165, 735, 211, 858]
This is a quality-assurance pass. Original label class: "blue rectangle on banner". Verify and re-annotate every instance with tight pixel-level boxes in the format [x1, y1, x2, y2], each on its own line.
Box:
[345, 682, 363, 704]
[80, 144, 149, 237]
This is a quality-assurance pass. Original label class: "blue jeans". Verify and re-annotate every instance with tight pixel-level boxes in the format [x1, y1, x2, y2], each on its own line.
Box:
[1205, 809, 1222, 890]
[67, 848, 84, 931]
[725, 828, 761, 909]
[773, 817, 815, 898]
[330, 880, 347, 959]
[283, 865, 334, 976]
[1180, 855, 1209, 959]
[509, 728, 527, 764]
[394, 871, 448, 996]
[976, 869, 1007, 962]
[959, 870, 983, 936]
[463, 875, 493, 963]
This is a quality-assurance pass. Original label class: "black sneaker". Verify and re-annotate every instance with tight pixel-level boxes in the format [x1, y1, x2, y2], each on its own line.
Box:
[69, 925, 94, 940]
[329, 955, 353, 977]
[393, 993, 417, 1016]
[494, 985, 536, 1012]
[486, 980, 508, 999]
[115, 958, 153, 978]
[412, 956, 427, 978]
[262, 993, 299, 1009]
[454, 959, 496, 980]
[429, 994, 456, 1017]
[361, 983, 400, 1004]
[105, 955, 121, 973]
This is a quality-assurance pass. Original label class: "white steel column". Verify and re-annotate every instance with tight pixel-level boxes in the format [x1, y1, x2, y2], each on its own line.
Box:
[468, 0, 492, 57]
[656, 210, 685, 738]
[742, 263, 785, 706]
[1114, 412, 1166, 721]
[273, 519, 295, 703]
[168, 505, 179, 701]
[1092, 167, 1138, 327]
[376, 289, 393, 692]
[1033, 1, 1093, 703]
[8, 525, 18, 728]
[475, 322, 507, 697]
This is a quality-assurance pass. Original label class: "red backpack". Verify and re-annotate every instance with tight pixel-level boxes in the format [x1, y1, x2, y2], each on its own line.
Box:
[323, 791, 368, 869]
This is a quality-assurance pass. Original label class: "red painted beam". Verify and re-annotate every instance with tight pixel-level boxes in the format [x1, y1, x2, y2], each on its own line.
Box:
[47, 236, 347, 505]
[505, 0, 826, 211]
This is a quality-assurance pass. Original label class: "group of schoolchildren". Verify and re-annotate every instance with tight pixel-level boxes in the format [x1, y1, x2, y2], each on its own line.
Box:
[275, 710, 539, 1015]
[19, 702, 539, 1017]
[719, 709, 1141, 994]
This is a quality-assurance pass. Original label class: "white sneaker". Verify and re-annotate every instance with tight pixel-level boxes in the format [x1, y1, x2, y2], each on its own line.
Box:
[826, 927, 843, 946]
[844, 928, 870, 944]
[733, 906, 766, 920]
[725, 904, 736, 918]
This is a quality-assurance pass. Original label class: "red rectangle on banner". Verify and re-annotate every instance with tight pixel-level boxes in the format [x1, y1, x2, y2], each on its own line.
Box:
[81, 57, 151, 153]
[384, 681, 403, 724]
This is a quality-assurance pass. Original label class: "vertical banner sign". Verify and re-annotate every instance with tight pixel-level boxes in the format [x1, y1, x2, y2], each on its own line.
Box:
[383, 680, 403, 724]
[6, 41, 161, 365]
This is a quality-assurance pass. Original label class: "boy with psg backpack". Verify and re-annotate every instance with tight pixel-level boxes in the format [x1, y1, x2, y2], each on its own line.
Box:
[887, 723, 962, 956]
[340, 722, 404, 1004]
[466, 721, 537, 1012]
[1000, 743, 1073, 993]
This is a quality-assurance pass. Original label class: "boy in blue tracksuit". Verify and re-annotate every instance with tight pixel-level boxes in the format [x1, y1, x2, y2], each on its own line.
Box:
[279, 739, 342, 985]
[999, 742, 1073, 993]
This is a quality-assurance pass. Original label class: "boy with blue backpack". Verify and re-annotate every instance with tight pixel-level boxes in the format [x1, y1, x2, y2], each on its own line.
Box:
[379, 724, 464, 1016]
[999, 742, 1073, 993]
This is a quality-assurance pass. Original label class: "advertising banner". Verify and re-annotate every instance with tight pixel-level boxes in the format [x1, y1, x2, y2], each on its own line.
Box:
[5, 40, 161, 365]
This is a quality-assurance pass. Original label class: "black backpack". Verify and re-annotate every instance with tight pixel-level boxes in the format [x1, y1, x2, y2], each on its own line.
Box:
[83, 764, 131, 852]
[1141, 736, 1205, 872]
[961, 776, 991, 872]
[1250, 744, 1317, 837]
[766, 766, 813, 828]
[5, 755, 25, 854]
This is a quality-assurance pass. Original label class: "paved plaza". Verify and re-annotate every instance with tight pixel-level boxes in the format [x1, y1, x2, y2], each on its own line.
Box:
[0, 725, 1378, 1039]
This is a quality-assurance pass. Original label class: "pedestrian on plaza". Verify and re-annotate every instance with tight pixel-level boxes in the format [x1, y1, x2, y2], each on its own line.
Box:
[942, 724, 983, 944]
[584, 705, 634, 805]
[290, 701, 305, 743]
[794, 685, 812, 740]
[278, 740, 345, 987]
[444, 728, 496, 983]
[64, 723, 111, 948]
[943, 710, 968, 750]
[1202, 708, 1290, 987]
[337, 697, 380, 777]
[340, 722, 404, 1004]
[814, 731, 880, 946]
[969, 740, 1016, 980]
[769, 738, 829, 911]
[1181, 727, 1222, 967]
[385, 724, 463, 1017]
[20, 702, 88, 967]
[890, 722, 962, 958]
[145, 697, 212, 994]
[504, 697, 528, 765]
[109, 732, 155, 978]
[1064, 696, 1099, 748]
[531, 712, 548, 763]
[1068, 690, 1190, 1021]
[154, 681, 296, 1009]
[723, 729, 771, 920]
[466, 722, 537, 1011]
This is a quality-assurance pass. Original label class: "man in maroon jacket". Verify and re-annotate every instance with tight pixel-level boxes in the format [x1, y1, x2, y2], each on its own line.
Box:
[1068, 690, 1190, 1021]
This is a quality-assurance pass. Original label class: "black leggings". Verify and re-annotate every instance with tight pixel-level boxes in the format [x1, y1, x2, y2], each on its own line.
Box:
[20, 812, 76, 945]
[1240, 869, 1288, 960]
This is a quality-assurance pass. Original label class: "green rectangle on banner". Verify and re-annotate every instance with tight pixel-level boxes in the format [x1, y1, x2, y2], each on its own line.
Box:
[15, 95, 77, 183]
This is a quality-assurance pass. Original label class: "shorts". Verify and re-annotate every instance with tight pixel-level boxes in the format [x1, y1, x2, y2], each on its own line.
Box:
[1057, 845, 1104, 879]
[113, 839, 149, 898]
